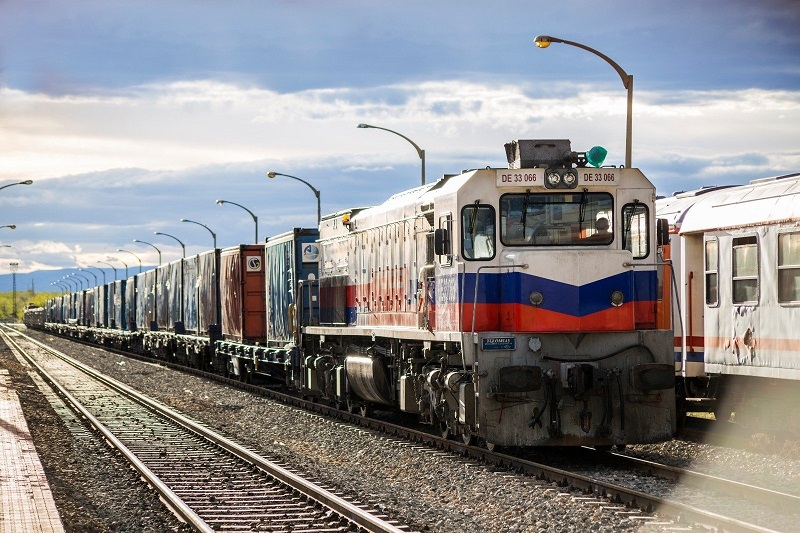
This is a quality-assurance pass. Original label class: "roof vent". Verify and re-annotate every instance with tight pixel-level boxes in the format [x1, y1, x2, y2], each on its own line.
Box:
[505, 139, 572, 169]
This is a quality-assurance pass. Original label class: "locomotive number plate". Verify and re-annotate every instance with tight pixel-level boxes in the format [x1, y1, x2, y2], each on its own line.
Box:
[496, 169, 543, 186]
[579, 170, 619, 185]
[482, 337, 516, 351]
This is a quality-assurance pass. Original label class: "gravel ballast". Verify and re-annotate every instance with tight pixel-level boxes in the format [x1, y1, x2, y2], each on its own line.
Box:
[8, 329, 800, 531]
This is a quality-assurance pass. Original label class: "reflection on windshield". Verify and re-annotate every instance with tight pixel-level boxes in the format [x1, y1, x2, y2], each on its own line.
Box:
[500, 192, 613, 246]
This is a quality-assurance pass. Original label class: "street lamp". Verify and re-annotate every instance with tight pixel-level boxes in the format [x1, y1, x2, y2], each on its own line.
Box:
[79, 268, 98, 286]
[107, 256, 129, 279]
[97, 260, 118, 281]
[72, 272, 91, 289]
[51, 282, 66, 295]
[60, 277, 75, 291]
[266, 172, 322, 225]
[133, 239, 162, 266]
[357, 123, 425, 186]
[85, 265, 106, 284]
[0, 225, 16, 230]
[0, 179, 33, 192]
[181, 218, 217, 249]
[117, 249, 143, 273]
[154, 231, 186, 258]
[216, 200, 258, 244]
[534, 34, 633, 169]
[64, 275, 82, 290]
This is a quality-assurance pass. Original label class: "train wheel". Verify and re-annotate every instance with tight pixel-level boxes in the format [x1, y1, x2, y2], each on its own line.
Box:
[440, 421, 452, 440]
[359, 402, 372, 418]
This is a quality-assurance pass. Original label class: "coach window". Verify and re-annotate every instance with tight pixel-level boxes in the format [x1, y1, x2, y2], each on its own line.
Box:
[732, 235, 759, 304]
[462, 204, 496, 260]
[704, 238, 719, 306]
[621, 203, 649, 259]
[778, 231, 800, 303]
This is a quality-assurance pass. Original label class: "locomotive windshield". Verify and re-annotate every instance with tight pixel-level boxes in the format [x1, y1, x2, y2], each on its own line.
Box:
[500, 192, 613, 246]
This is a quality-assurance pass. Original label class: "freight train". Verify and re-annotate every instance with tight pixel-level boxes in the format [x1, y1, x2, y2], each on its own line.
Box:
[657, 173, 800, 433]
[27, 139, 677, 448]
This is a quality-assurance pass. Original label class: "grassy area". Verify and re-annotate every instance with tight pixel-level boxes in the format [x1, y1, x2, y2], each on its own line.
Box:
[0, 290, 58, 321]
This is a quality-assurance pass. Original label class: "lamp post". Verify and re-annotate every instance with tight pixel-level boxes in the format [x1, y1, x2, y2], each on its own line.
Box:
[97, 260, 118, 281]
[216, 200, 258, 244]
[266, 172, 322, 225]
[133, 239, 162, 266]
[107, 257, 128, 279]
[85, 265, 106, 284]
[79, 268, 98, 286]
[533, 35, 633, 169]
[0, 225, 16, 231]
[117, 249, 143, 273]
[181, 218, 217, 249]
[0, 179, 33, 192]
[154, 232, 186, 259]
[357, 123, 425, 186]
[10, 262, 18, 318]
[63, 275, 82, 290]
[72, 272, 91, 289]
[52, 282, 66, 295]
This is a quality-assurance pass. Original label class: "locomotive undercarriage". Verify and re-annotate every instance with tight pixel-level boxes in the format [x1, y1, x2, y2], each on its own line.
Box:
[300, 329, 676, 447]
[41, 321, 676, 447]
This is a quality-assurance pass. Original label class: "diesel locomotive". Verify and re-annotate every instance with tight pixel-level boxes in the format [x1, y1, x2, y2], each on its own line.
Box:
[32, 139, 677, 448]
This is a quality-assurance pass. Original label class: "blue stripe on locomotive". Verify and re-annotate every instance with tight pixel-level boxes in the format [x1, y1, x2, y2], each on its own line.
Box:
[454, 269, 656, 317]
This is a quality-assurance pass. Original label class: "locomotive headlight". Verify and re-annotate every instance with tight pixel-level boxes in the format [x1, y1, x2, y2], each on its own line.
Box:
[610, 290, 624, 307]
[562, 171, 577, 187]
[529, 291, 544, 306]
[545, 171, 561, 187]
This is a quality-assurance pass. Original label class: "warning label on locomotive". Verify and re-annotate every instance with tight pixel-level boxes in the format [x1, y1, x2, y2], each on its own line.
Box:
[579, 170, 619, 185]
[496, 169, 543, 187]
[482, 337, 516, 351]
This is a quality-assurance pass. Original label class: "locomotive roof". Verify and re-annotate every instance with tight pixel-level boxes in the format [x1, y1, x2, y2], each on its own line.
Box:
[676, 173, 800, 233]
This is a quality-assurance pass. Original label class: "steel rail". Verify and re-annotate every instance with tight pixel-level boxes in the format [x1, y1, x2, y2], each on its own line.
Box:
[0, 327, 213, 532]
[4, 326, 407, 533]
[28, 326, 783, 532]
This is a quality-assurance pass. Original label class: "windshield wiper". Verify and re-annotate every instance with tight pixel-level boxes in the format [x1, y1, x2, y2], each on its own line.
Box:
[578, 188, 588, 231]
[521, 189, 531, 228]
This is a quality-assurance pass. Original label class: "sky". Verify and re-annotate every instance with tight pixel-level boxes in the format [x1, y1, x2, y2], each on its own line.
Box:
[1, 0, 799, 283]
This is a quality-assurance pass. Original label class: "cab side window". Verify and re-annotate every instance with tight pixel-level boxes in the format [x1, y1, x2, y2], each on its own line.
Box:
[622, 203, 649, 259]
[462, 205, 496, 260]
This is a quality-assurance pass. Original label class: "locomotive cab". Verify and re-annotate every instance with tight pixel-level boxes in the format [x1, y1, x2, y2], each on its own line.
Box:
[310, 139, 676, 447]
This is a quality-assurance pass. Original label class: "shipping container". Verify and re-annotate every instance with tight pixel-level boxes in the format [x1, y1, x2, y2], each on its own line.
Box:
[197, 249, 220, 336]
[220, 245, 266, 343]
[265, 228, 319, 346]
[136, 269, 157, 330]
[125, 275, 137, 331]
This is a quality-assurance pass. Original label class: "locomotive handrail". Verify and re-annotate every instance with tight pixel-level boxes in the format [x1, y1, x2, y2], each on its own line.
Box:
[472, 264, 528, 337]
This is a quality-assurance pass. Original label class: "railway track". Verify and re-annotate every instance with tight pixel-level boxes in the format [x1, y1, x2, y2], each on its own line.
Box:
[22, 326, 800, 532]
[0, 325, 409, 533]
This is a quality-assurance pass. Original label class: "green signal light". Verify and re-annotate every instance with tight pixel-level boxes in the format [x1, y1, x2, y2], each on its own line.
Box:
[586, 146, 608, 168]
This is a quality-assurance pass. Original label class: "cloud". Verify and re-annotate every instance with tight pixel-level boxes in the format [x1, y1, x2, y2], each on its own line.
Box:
[1, 79, 799, 273]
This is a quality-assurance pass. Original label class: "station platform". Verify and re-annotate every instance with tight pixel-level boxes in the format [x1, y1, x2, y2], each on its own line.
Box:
[0, 369, 64, 532]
